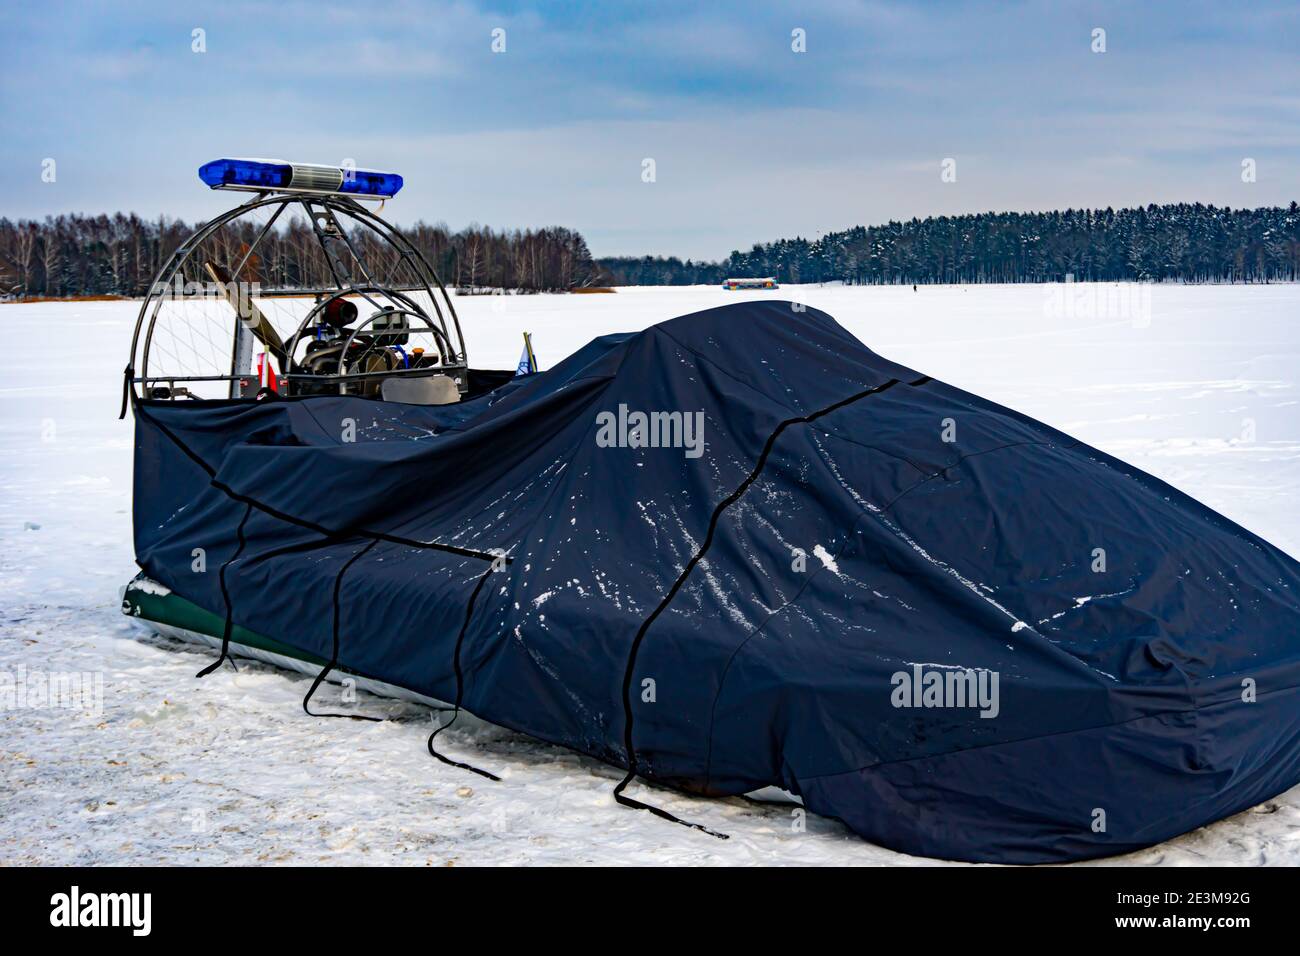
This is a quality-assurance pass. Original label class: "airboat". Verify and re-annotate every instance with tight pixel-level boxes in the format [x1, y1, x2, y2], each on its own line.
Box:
[120, 160, 1300, 864]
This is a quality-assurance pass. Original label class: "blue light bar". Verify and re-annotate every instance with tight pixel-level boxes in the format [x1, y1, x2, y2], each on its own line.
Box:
[198, 159, 403, 198]
[339, 169, 404, 198]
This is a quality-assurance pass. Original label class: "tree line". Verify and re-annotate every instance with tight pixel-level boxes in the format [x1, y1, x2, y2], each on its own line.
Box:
[597, 203, 1300, 286]
[2, 202, 1297, 297]
[0, 213, 600, 297]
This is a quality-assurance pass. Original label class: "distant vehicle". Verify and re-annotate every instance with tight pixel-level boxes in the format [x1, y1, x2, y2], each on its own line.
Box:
[722, 277, 778, 290]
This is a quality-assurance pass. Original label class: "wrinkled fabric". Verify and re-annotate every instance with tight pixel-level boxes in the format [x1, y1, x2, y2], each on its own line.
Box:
[132, 301, 1300, 863]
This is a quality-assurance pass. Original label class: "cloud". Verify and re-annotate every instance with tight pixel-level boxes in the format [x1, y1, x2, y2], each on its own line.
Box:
[1, 0, 1297, 259]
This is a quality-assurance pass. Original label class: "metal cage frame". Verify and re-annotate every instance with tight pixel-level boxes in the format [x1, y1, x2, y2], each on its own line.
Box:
[127, 190, 466, 401]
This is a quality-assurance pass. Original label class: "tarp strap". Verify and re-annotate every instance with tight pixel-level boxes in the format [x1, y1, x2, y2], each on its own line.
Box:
[196, 501, 254, 679]
[427, 566, 502, 781]
[302, 538, 385, 721]
[119, 364, 133, 420]
[613, 374, 932, 838]
[613, 786, 730, 840]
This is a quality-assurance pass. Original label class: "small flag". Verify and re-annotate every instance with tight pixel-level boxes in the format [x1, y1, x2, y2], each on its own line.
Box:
[257, 352, 279, 392]
[515, 331, 538, 376]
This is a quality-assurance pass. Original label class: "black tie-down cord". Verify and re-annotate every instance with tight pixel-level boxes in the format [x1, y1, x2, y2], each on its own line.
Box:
[426, 564, 502, 781]
[300, 538, 383, 720]
[613, 375, 932, 838]
[195, 502, 254, 678]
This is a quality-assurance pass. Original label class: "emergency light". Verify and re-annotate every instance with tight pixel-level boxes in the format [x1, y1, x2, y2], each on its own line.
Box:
[198, 158, 403, 198]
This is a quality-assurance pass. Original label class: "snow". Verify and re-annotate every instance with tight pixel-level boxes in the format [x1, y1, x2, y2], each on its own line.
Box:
[812, 544, 839, 573]
[3, 282, 1299, 865]
[125, 578, 171, 597]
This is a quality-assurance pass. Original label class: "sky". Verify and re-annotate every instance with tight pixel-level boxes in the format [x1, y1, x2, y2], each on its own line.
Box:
[1, 1, 1297, 259]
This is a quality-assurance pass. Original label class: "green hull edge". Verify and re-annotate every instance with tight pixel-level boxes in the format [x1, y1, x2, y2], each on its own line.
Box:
[121, 575, 448, 708]
[122, 574, 329, 669]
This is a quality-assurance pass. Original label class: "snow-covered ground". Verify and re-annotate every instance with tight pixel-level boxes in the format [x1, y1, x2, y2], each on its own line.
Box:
[3, 283, 1299, 865]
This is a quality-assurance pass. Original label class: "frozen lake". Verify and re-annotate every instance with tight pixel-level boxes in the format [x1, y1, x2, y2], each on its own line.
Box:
[2, 283, 1298, 865]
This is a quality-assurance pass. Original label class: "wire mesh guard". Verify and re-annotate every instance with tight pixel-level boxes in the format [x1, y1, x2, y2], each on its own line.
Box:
[131, 194, 465, 400]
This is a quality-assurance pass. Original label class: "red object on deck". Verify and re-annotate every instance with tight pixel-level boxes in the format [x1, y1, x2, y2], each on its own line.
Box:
[257, 352, 278, 392]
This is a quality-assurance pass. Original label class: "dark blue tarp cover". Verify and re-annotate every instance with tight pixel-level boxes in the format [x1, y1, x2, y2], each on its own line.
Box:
[132, 300, 1300, 863]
